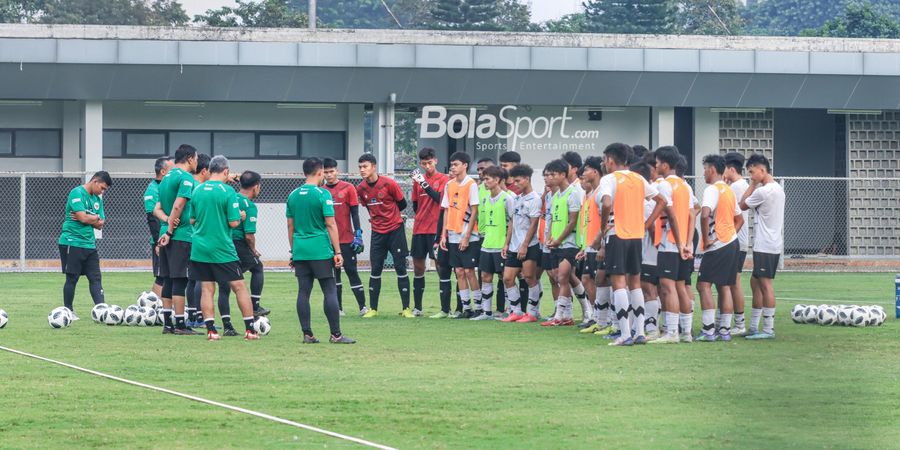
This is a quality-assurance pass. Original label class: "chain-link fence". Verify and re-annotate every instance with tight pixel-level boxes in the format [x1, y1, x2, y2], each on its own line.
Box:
[1, 172, 898, 272]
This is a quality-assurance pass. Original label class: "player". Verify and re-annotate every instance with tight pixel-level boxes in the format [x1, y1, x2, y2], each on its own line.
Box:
[473, 166, 515, 320]
[323, 158, 367, 316]
[695, 154, 743, 342]
[723, 152, 750, 335]
[356, 154, 410, 318]
[185, 153, 211, 327]
[143, 156, 172, 305]
[574, 166, 600, 330]
[58, 171, 111, 320]
[559, 151, 590, 322]
[576, 156, 614, 335]
[287, 157, 355, 344]
[499, 151, 522, 194]
[410, 148, 449, 317]
[541, 159, 584, 327]
[590, 143, 665, 346]
[739, 153, 785, 340]
[630, 160, 663, 339]
[188, 156, 258, 341]
[500, 164, 542, 322]
[440, 151, 481, 319]
[155, 145, 199, 335]
[539, 170, 558, 316]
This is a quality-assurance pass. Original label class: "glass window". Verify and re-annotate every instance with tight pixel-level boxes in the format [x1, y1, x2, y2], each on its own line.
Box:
[301, 132, 344, 160]
[15, 130, 60, 157]
[0, 131, 11, 155]
[169, 132, 211, 155]
[213, 132, 255, 158]
[125, 132, 166, 156]
[102, 131, 121, 157]
[259, 134, 298, 157]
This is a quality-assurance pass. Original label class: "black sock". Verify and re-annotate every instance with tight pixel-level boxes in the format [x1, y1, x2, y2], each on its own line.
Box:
[163, 310, 174, 327]
[205, 319, 216, 332]
[175, 315, 186, 329]
[413, 275, 425, 311]
[455, 287, 463, 313]
[495, 279, 505, 312]
[439, 279, 451, 313]
[251, 296, 261, 311]
[518, 277, 528, 306]
[243, 317, 254, 332]
[369, 276, 382, 311]
[222, 315, 233, 329]
[335, 268, 344, 311]
[397, 274, 410, 310]
[351, 285, 366, 310]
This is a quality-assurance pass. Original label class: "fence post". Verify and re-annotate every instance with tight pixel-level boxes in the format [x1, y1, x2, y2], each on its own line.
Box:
[779, 178, 785, 271]
[19, 174, 26, 272]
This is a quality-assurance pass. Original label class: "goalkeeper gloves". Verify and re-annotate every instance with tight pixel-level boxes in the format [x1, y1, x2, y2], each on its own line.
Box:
[351, 229, 364, 254]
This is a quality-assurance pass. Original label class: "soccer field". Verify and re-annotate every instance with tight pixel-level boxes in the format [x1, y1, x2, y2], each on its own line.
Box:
[0, 271, 898, 449]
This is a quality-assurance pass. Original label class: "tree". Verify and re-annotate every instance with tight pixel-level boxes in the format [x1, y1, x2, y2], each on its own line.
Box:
[583, 0, 677, 34]
[37, 0, 188, 26]
[494, 0, 536, 31]
[542, 12, 588, 33]
[0, 0, 41, 23]
[743, 0, 900, 36]
[678, 0, 743, 35]
[430, 0, 498, 30]
[801, 1, 900, 38]
[194, 0, 308, 27]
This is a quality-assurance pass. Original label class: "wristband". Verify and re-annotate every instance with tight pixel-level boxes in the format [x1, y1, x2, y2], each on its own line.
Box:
[166, 231, 174, 237]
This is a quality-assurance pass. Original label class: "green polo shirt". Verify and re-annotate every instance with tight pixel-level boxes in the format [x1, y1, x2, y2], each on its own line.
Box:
[286, 184, 335, 261]
[59, 185, 105, 249]
[189, 180, 241, 264]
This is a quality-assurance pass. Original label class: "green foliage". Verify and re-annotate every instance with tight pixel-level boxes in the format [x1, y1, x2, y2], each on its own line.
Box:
[743, 0, 900, 36]
[541, 12, 588, 33]
[429, 0, 531, 31]
[802, 1, 900, 38]
[583, 0, 677, 34]
[194, 0, 308, 28]
[0, 0, 41, 23]
[34, 0, 187, 25]
[678, 0, 744, 35]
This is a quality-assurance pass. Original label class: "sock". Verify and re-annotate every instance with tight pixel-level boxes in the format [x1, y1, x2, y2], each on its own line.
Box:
[679, 313, 693, 336]
[472, 289, 483, 313]
[251, 295, 261, 311]
[573, 283, 586, 310]
[243, 316, 254, 332]
[413, 276, 425, 311]
[351, 284, 367, 310]
[613, 289, 630, 337]
[495, 280, 506, 313]
[221, 315, 233, 329]
[460, 289, 471, 311]
[558, 296, 572, 321]
[506, 286, 522, 314]
[734, 311, 746, 328]
[175, 314, 186, 329]
[762, 307, 775, 334]
[750, 308, 763, 332]
[162, 309, 173, 328]
[701, 309, 716, 336]
[629, 289, 645, 337]
[185, 307, 197, 322]
[527, 285, 541, 317]
[204, 319, 216, 333]
[397, 274, 410, 310]
[518, 278, 528, 307]
[455, 287, 463, 313]
[596, 287, 610, 326]
[719, 313, 733, 335]
[665, 312, 679, 336]
[552, 298, 562, 320]
[439, 278, 452, 313]
[480, 284, 493, 315]
[578, 295, 592, 322]
[369, 276, 382, 311]
[645, 298, 660, 333]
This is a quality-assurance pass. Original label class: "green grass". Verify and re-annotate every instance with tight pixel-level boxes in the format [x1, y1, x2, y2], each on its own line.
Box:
[0, 271, 898, 449]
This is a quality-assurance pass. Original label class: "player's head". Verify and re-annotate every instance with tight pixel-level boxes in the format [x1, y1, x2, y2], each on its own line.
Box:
[578, 166, 594, 191]
[745, 153, 771, 182]
[499, 151, 521, 172]
[702, 154, 725, 183]
[174, 144, 198, 171]
[481, 166, 506, 191]
[208, 155, 230, 180]
[87, 171, 112, 195]
[240, 170, 262, 199]
[194, 153, 211, 182]
[323, 157, 339, 185]
[476, 157, 495, 179]
[675, 155, 688, 178]
[603, 143, 633, 172]
[509, 164, 533, 192]
[631, 145, 649, 165]
[304, 157, 325, 185]
[417, 147, 438, 175]
[449, 151, 470, 178]
[154, 156, 174, 178]
[630, 162, 653, 182]
[582, 155, 604, 183]
[561, 151, 582, 180]
[655, 146, 679, 177]
[358, 153, 377, 179]
[543, 159, 568, 189]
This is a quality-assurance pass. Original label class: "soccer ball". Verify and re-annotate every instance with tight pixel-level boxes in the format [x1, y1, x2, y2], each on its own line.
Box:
[817, 306, 838, 326]
[153, 308, 164, 326]
[136, 307, 151, 326]
[125, 304, 140, 314]
[0, 309, 8, 329]
[48, 308, 71, 328]
[123, 307, 142, 326]
[91, 303, 109, 323]
[790, 305, 806, 323]
[863, 306, 879, 326]
[253, 317, 271, 336]
[848, 306, 868, 327]
[802, 305, 819, 324]
[837, 307, 853, 326]
[871, 306, 886, 326]
[138, 291, 160, 309]
[105, 305, 124, 325]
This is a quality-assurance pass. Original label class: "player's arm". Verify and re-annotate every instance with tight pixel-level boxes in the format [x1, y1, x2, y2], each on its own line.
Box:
[152, 201, 169, 223]
[460, 204, 477, 250]
[167, 197, 187, 234]
[325, 217, 343, 268]
[739, 180, 758, 211]
[501, 215, 513, 259]
[646, 194, 666, 231]
[591, 194, 612, 250]
[147, 212, 160, 240]
[523, 216, 539, 254]
[287, 217, 295, 251]
[700, 206, 713, 249]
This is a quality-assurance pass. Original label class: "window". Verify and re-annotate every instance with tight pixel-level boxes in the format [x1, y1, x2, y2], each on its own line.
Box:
[169, 132, 211, 155]
[103, 131, 122, 157]
[213, 132, 255, 158]
[14, 130, 61, 157]
[0, 132, 11, 155]
[125, 132, 166, 156]
[259, 134, 298, 157]
[301, 132, 344, 160]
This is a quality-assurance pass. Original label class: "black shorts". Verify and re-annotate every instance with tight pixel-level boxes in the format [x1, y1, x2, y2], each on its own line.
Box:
[698, 240, 739, 286]
[604, 235, 642, 276]
[159, 239, 191, 279]
[540, 251, 556, 270]
[371, 227, 409, 269]
[151, 243, 160, 277]
[736, 250, 747, 274]
[339, 243, 359, 272]
[504, 244, 541, 269]
[234, 239, 261, 272]
[448, 241, 480, 269]
[294, 258, 335, 280]
[436, 246, 450, 267]
[411, 234, 437, 260]
[640, 264, 659, 285]
[59, 245, 101, 277]
[552, 248, 579, 270]
[657, 251, 693, 282]
[579, 252, 601, 279]
[752, 251, 780, 279]
[190, 260, 243, 283]
[478, 251, 504, 274]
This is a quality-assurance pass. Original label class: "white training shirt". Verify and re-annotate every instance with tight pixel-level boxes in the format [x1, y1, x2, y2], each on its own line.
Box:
[595, 170, 660, 237]
[440, 175, 480, 244]
[509, 190, 542, 251]
[744, 180, 785, 255]
[701, 182, 742, 252]
[542, 190, 554, 253]
[730, 178, 750, 251]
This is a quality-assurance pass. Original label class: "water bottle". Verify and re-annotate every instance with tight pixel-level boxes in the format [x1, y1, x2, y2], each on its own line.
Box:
[895, 274, 900, 319]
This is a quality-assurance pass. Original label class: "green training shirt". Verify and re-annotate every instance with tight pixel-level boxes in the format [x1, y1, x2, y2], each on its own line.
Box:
[189, 180, 241, 264]
[286, 184, 335, 261]
[158, 166, 195, 243]
[231, 192, 258, 241]
[59, 185, 105, 249]
[143, 180, 160, 244]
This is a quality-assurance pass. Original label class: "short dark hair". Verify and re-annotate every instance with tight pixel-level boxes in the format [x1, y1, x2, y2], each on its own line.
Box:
[561, 151, 582, 170]
[476, 157, 495, 165]
[173, 144, 197, 164]
[702, 154, 726, 175]
[603, 143, 633, 166]
[208, 155, 228, 174]
[304, 157, 324, 176]
[631, 145, 649, 164]
[154, 156, 173, 176]
[543, 159, 568, 175]
[576, 166, 585, 177]
[91, 171, 112, 187]
[240, 170, 261, 189]
[358, 153, 377, 165]
[655, 146, 680, 169]
[450, 151, 470, 166]
[499, 151, 521, 164]
[481, 165, 506, 181]
[724, 152, 745, 173]
[746, 153, 771, 173]
[583, 155, 604, 173]
[509, 164, 533, 179]
[195, 153, 211, 174]
[630, 162, 652, 182]
[675, 155, 688, 177]
[323, 157, 338, 169]
[418, 147, 436, 160]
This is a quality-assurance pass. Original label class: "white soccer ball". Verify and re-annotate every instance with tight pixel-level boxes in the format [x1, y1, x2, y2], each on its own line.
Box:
[153, 308, 164, 326]
[105, 305, 124, 325]
[836, 307, 854, 326]
[123, 308, 142, 326]
[817, 306, 838, 326]
[138, 291, 160, 309]
[253, 317, 271, 336]
[802, 305, 819, 324]
[791, 305, 806, 324]
[126, 304, 140, 314]
[872, 307, 886, 326]
[848, 306, 868, 327]
[0, 309, 8, 329]
[91, 303, 109, 323]
[136, 307, 152, 326]
[48, 308, 71, 328]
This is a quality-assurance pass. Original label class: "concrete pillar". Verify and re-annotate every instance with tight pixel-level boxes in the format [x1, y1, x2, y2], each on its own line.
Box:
[372, 103, 395, 173]
[346, 104, 365, 173]
[651, 106, 675, 149]
[693, 107, 719, 177]
[82, 101, 103, 179]
[61, 101, 82, 172]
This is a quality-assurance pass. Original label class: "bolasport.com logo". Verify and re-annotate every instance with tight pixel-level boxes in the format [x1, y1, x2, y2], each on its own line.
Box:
[414, 105, 599, 153]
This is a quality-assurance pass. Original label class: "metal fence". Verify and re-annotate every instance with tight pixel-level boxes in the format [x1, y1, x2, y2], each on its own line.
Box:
[1, 172, 898, 272]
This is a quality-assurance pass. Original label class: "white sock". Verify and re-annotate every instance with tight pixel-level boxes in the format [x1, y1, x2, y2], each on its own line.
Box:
[472, 289, 483, 311]
[527, 285, 541, 317]
[505, 287, 522, 314]
[629, 289, 645, 337]
[665, 312, 679, 336]
[460, 289, 471, 310]
[579, 295, 592, 322]
[719, 313, 733, 335]
[645, 297, 660, 333]
[573, 283, 585, 297]
[552, 298, 562, 320]
[701, 309, 716, 336]
[613, 289, 630, 336]
[596, 287, 611, 325]
[734, 312, 746, 327]
[558, 296, 573, 320]
[750, 308, 762, 332]
[762, 307, 775, 334]
[480, 285, 492, 315]
[679, 313, 693, 336]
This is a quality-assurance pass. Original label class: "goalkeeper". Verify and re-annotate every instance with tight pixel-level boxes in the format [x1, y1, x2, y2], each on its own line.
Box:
[322, 158, 368, 315]
[410, 148, 450, 316]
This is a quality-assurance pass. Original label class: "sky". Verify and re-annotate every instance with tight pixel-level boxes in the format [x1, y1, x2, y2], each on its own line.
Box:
[181, 0, 582, 23]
